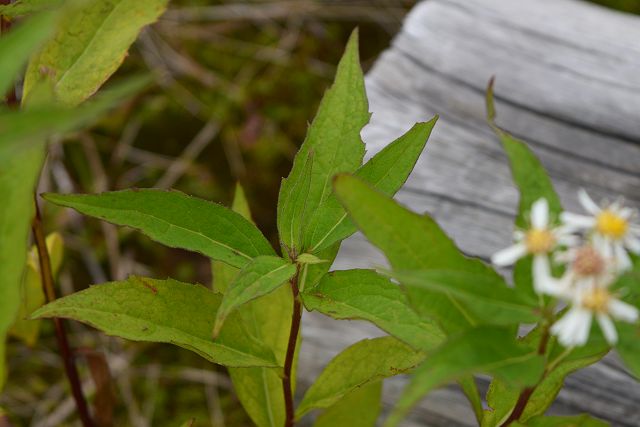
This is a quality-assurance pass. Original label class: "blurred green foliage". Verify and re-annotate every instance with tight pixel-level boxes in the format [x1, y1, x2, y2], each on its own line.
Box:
[587, 0, 640, 14]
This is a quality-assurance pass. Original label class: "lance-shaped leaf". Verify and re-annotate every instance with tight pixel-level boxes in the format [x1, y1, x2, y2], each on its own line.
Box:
[33, 277, 279, 368]
[0, 77, 149, 164]
[486, 79, 562, 299]
[212, 185, 295, 427]
[333, 174, 502, 333]
[44, 189, 275, 268]
[23, 0, 168, 106]
[0, 11, 57, 95]
[384, 326, 545, 427]
[306, 119, 437, 253]
[385, 270, 540, 325]
[301, 269, 444, 350]
[314, 381, 382, 427]
[296, 336, 425, 418]
[213, 256, 296, 337]
[277, 30, 369, 254]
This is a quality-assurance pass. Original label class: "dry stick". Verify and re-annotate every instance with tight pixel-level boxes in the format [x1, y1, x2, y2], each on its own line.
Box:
[282, 264, 302, 427]
[499, 325, 551, 427]
[32, 200, 95, 427]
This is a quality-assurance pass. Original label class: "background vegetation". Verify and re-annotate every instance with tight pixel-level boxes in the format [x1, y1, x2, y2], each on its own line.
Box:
[1, 0, 637, 426]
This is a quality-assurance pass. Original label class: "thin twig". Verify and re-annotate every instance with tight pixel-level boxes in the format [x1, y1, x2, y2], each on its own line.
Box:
[32, 199, 95, 427]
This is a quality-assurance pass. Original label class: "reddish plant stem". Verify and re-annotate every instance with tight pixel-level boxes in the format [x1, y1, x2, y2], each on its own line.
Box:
[33, 200, 95, 427]
[282, 264, 302, 427]
[499, 325, 551, 427]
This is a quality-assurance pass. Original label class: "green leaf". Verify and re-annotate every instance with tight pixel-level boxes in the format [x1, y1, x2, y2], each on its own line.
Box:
[296, 253, 328, 265]
[314, 381, 382, 427]
[385, 269, 540, 325]
[214, 185, 295, 427]
[213, 256, 296, 337]
[0, 11, 57, 96]
[277, 29, 369, 254]
[384, 326, 545, 427]
[306, 119, 437, 253]
[333, 174, 502, 333]
[296, 336, 424, 418]
[33, 277, 279, 368]
[524, 414, 609, 427]
[23, 0, 168, 106]
[301, 269, 444, 351]
[482, 344, 606, 427]
[10, 232, 64, 346]
[43, 189, 275, 268]
[0, 0, 62, 18]
[459, 376, 484, 425]
[0, 76, 149, 164]
[486, 79, 562, 298]
[178, 418, 195, 427]
[211, 183, 252, 294]
[228, 286, 293, 427]
[616, 322, 640, 380]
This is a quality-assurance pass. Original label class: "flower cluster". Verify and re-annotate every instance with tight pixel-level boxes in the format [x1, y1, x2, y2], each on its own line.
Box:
[492, 190, 640, 347]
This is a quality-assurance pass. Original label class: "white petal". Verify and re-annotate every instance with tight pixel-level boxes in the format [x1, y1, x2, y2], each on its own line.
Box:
[533, 255, 551, 294]
[491, 243, 527, 266]
[613, 242, 632, 272]
[556, 234, 581, 247]
[596, 314, 618, 345]
[608, 299, 639, 323]
[593, 235, 613, 259]
[625, 235, 640, 254]
[552, 308, 592, 347]
[578, 188, 600, 215]
[619, 207, 634, 220]
[531, 198, 549, 229]
[560, 212, 595, 230]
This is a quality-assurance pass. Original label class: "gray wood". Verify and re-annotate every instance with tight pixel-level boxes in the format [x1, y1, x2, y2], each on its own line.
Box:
[298, 0, 640, 425]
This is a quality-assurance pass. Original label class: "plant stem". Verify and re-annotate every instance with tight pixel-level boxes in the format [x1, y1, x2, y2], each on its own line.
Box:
[499, 325, 551, 427]
[32, 199, 95, 427]
[282, 264, 302, 427]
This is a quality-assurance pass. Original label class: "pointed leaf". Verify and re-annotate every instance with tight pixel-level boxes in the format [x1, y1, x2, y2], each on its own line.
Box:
[386, 269, 540, 325]
[384, 326, 545, 427]
[33, 277, 279, 368]
[296, 336, 424, 418]
[212, 186, 295, 427]
[277, 30, 369, 253]
[301, 269, 444, 350]
[213, 256, 296, 337]
[307, 119, 437, 253]
[23, 0, 168, 106]
[486, 80, 562, 298]
[44, 189, 275, 268]
[333, 174, 501, 333]
[314, 381, 382, 427]
[0, 11, 57, 96]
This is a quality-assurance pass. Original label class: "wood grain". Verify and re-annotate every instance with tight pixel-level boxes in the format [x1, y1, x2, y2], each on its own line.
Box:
[298, 0, 640, 425]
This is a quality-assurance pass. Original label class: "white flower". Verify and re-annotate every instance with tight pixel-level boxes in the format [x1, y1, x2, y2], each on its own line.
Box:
[561, 189, 640, 272]
[491, 198, 578, 294]
[550, 244, 616, 295]
[549, 283, 638, 347]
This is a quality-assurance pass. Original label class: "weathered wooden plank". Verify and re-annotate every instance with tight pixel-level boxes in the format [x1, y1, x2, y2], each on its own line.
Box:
[299, 0, 640, 425]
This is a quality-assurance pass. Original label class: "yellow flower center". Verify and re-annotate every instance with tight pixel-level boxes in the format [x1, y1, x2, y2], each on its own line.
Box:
[596, 210, 628, 239]
[581, 288, 611, 313]
[525, 228, 555, 254]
